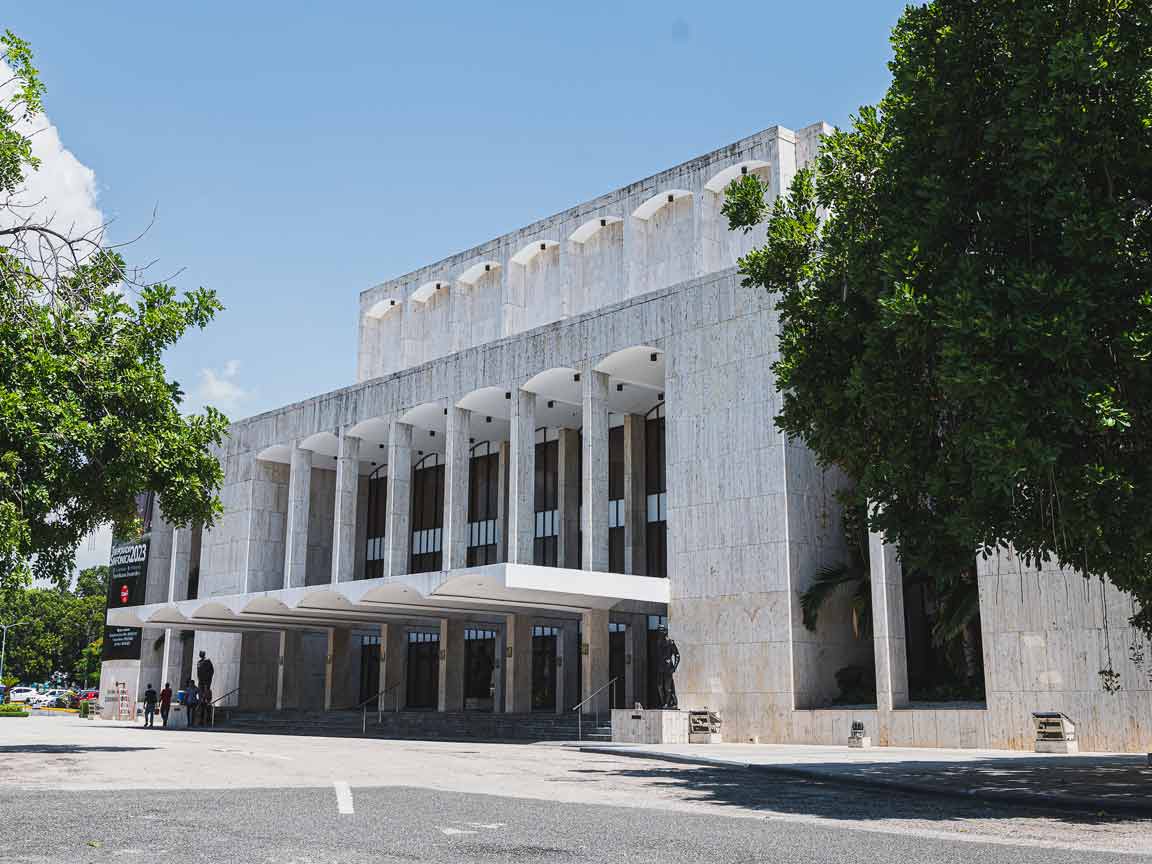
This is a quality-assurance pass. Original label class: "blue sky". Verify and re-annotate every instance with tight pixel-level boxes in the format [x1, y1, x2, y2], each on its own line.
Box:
[7, 2, 908, 420]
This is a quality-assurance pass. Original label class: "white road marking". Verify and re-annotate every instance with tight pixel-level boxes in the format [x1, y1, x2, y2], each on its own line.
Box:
[333, 781, 354, 815]
[464, 823, 505, 830]
[440, 828, 476, 835]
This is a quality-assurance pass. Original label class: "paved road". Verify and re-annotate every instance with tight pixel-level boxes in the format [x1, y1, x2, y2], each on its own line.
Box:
[0, 715, 1149, 862]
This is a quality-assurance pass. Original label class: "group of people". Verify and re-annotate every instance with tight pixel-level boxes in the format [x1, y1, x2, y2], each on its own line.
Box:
[140, 650, 215, 729]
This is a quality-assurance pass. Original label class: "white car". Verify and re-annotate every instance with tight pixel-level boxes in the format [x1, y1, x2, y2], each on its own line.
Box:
[7, 686, 37, 703]
[29, 689, 68, 706]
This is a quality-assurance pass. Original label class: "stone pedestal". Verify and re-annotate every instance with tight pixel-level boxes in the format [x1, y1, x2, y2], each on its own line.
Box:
[611, 708, 689, 744]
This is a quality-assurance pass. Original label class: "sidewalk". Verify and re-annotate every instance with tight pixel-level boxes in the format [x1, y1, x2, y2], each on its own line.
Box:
[576, 742, 1152, 816]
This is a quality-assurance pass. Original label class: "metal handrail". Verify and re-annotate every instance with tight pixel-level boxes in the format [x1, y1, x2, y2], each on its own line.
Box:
[570, 676, 619, 743]
[358, 681, 403, 732]
[208, 686, 239, 727]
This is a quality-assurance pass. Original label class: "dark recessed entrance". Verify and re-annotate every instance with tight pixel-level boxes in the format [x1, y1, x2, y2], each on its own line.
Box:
[531, 625, 560, 712]
[358, 634, 381, 705]
[406, 630, 439, 710]
[609, 622, 627, 708]
[464, 627, 497, 711]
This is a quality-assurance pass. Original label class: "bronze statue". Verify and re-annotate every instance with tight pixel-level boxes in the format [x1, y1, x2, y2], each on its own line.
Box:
[196, 650, 214, 691]
[655, 628, 680, 709]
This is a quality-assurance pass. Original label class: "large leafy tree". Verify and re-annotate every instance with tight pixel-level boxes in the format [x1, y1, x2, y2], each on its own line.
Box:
[726, 1, 1152, 632]
[0, 33, 226, 590]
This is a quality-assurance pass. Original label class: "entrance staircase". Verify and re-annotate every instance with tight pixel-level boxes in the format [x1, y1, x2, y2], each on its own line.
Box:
[203, 709, 613, 743]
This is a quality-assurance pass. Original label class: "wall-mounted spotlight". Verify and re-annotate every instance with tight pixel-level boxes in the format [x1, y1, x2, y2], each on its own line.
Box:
[504, 391, 511, 399]
[658, 392, 664, 401]
[616, 383, 624, 392]
[435, 282, 441, 290]
[667, 194, 674, 203]
[540, 242, 547, 251]
[741, 165, 748, 175]
[379, 443, 385, 449]
[485, 264, 491, 271]
[429, 430, 436, 438]
[650, 352, 659, 362]
[486, 416, 492, 423]
[469, 438, 475, 445]
[600, 218, 606, 227]
[547, 400, 555, 409]
[390, 299, 396, 306]
[573, 373, 581, 382]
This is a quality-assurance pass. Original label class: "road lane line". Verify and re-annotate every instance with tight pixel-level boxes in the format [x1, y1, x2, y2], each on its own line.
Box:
[333, 780, 354, 815]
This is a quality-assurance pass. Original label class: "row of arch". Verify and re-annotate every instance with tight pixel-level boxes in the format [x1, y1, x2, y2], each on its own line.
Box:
[364, 159, 770, 322]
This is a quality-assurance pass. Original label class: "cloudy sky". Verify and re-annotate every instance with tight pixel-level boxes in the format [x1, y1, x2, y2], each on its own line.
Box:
[6, 1, 908, 567]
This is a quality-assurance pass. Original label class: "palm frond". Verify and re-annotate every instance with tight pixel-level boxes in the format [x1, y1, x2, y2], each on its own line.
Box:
[800, 563, 868, 632]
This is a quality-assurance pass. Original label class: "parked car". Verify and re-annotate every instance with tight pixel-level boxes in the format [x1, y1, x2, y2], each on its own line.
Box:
[7, 687, 37, 703]
[30, 689, 69, 707]
[78, 689, 100, 703]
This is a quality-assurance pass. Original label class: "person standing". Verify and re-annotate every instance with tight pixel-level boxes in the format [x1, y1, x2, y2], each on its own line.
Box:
[185, 680, 200, 729]
[142, 683, 158, 728]
[196, 651, 214, 692]
[159, 682, 173, 727]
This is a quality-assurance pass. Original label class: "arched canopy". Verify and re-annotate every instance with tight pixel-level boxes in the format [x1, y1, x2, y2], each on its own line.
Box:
[509, 239, 560, 267]
[595, 345, 665, 389]
[456, 261, 501, 286]
[632, 189, 691, 221]
[569, 216, 623, 244]
[299, 431, 340, 457]
[411, 280, 448, 303]
[366, 297, 401, 318]
[256, 444, 291, 464]
[704, 160, 771, 193]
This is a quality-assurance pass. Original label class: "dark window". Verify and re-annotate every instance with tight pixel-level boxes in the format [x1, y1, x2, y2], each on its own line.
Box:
[410, 455, 444, 574]
[466, 444, 500, 567]
[363, 468, 388, 580]
[533, 432, 559, 567]
[609, 424, 625, 572]
[645, 406, 667, 578]
[405, 630, 440, 709]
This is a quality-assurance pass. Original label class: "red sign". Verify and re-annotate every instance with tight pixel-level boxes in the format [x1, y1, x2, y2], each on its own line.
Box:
[120, 584, 129, 604]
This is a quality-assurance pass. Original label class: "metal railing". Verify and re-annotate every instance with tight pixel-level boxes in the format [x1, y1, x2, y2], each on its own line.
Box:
[208, 686, 239, 727]
[357, 681, 403, 732]
[570, 676, 619, 742]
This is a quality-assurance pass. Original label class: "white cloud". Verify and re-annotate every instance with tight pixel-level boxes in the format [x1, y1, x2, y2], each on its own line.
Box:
[194, 360, 250, 414]
[0, 62, 104, 245]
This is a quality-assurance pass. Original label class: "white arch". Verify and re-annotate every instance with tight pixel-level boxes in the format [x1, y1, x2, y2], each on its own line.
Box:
[299, 431, 339, 457]
[509, 239, 560, 267]
[595, 345, 665, 390]
[411, 280, 448, 303]
[256, 444, 291, 463]
[366, 297, 401, 318]
[632, 189, 691, 221]
[569, 216, 623, 244]
[456, 260, 501, 286]
[703, 160, 771, 193]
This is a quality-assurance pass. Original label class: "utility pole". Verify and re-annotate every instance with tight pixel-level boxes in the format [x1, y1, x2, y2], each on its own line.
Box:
[0, 621, 25, 699]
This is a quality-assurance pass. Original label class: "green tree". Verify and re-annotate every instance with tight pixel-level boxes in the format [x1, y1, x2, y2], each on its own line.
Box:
[726, 1, 1152, 632]
[0, 32, 226, 591]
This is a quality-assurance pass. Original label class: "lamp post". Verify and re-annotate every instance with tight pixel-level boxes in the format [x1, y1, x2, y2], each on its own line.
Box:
[0, 621, 25, 700]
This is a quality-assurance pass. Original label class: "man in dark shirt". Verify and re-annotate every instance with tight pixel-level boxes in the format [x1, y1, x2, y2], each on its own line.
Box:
[159, 682, 173, 727]
[196, 651, 214, 691]
[142, 684, 158, 728]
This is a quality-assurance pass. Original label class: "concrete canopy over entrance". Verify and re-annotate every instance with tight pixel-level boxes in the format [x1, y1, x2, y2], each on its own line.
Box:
[106, 564, 669, 633]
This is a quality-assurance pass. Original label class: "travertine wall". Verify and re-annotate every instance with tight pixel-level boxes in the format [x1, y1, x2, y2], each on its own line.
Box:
[305, 467, 336, 586]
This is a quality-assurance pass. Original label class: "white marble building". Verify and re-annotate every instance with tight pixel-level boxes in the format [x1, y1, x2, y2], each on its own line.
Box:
[101, 122, 1152, 752]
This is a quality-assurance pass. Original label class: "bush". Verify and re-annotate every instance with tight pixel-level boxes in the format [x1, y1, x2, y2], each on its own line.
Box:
[0, 703, 29, 717]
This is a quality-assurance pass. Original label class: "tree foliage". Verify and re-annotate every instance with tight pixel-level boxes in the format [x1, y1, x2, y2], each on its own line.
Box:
[0, 32, 227, 590]
[727, 1, 1152, 632]
[0, 566, 107, 685]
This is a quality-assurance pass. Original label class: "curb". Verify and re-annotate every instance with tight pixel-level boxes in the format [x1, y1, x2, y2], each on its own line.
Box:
[577, 745, 1152, 818]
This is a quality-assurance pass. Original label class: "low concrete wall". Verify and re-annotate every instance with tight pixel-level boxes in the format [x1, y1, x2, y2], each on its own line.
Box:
[612, 709, 689, 744]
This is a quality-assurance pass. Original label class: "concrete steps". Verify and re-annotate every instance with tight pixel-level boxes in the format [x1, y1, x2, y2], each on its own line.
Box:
[204, 709, 613, 743]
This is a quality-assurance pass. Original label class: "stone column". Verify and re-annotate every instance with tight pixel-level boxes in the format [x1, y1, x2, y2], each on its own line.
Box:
[582, 371, 610, 572]
[580, 609, 610, 714]
[274, 631, 287, 711]
[284, 442, 312, 588]
[376, 623, 388, 706]
[438, 618, 465, 712]
[508, 389, 536, 564]
[623, 414, 647, 575]
[557, 428, 581, 568]
[331, 430, 361, 584]
[443, 406, 471, 571]
[323, 628, 336, 711]
[869, 530, 909, 712]
[384, 421, 413, 579]
[496, 441, 510, 563]
[504, 613, 533, 714]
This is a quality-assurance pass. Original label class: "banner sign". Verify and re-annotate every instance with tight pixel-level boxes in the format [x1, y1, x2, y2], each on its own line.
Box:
[101, 492, 154, 661]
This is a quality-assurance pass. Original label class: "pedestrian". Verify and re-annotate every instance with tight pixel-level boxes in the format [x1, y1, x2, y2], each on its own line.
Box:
[186, 680, 200, 728]
[142, 683, 158, 728]
[199, 684, 213, 726]
[159, 682, 173, 727]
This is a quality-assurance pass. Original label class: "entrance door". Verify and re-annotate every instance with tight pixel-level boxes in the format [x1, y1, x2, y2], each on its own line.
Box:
[359, 638, 380, 705]
[531, 625, 559, 712]
[406, 631, 440, 710]
[609, 623, 627, 708]
[464, 628, 497, 711]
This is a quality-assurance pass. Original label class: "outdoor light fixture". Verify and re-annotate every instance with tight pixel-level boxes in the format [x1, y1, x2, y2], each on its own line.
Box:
[658, 392, 664, 401]
[485, 264, 491, 271]
[600, 218, 606, 227]
[667, 194, 674, 203]
[486, 416, 492, 423]
[540, 243, 546, 250]
[741, 165, 748, 175]
[435, 282, 441, 290]
[429, 430, 435, 437]
[379, 443, 384, 449]
[616, 383, 624, 392]
[390, 299, 396, 306]
[573, 373, 581, 382]
[469, 438, 474, 444]
[505, 392, 511, 399]
[650, 352, 658, 362]
[547, 400, 555, 408]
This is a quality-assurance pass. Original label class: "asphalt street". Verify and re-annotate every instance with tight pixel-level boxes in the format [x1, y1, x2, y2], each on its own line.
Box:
[1, 716, 1150, 862]
[3, 784, 1147, 864]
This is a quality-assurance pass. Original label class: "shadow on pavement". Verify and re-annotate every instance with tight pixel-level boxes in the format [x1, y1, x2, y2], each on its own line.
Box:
[0, 745, 158, 754]
[574, 756, 1152, 826]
